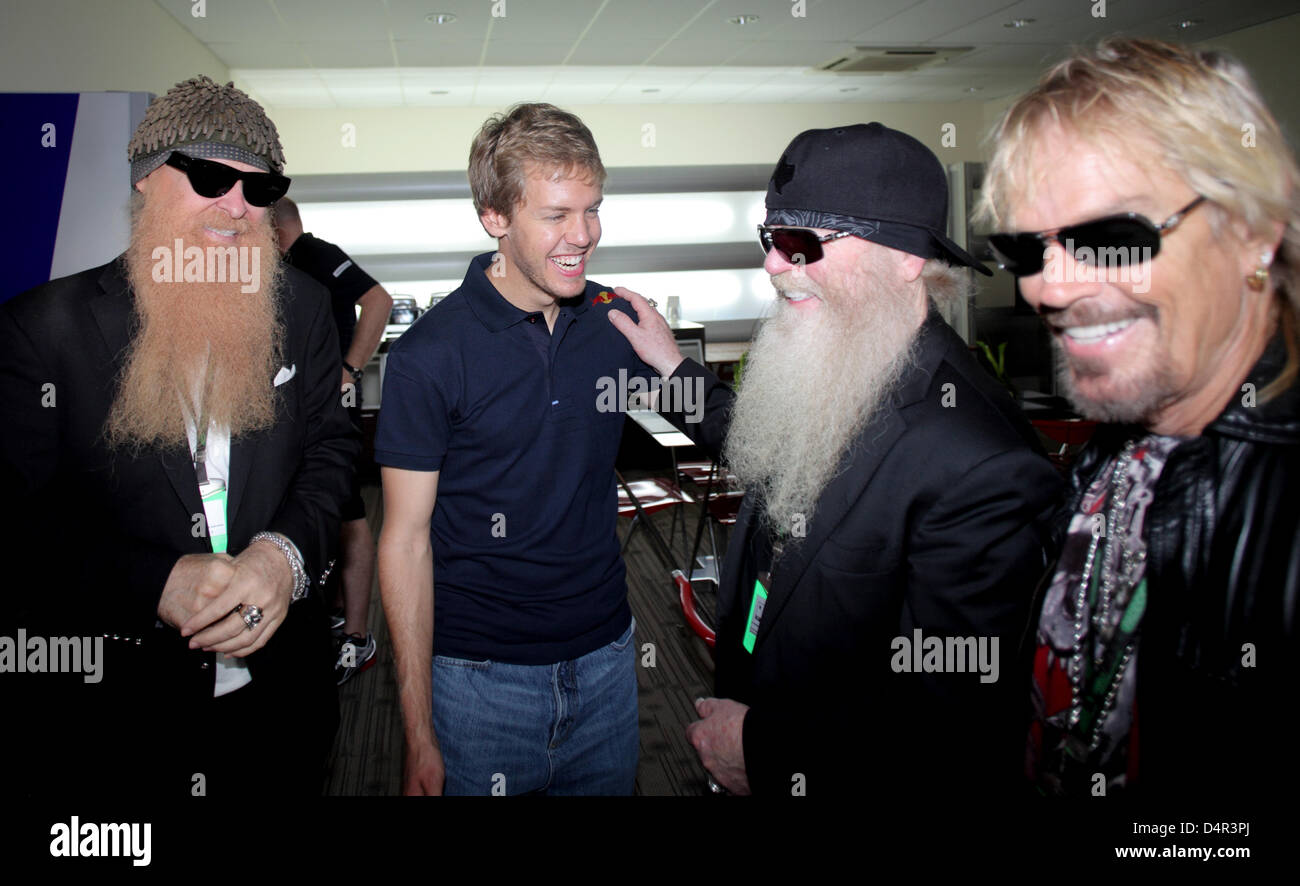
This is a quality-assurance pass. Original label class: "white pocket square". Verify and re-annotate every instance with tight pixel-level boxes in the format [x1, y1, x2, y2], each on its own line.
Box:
[273, 364, 297, 387]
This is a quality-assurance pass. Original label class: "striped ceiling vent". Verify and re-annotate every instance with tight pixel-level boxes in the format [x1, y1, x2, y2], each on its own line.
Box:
[815, 46, 974, 74]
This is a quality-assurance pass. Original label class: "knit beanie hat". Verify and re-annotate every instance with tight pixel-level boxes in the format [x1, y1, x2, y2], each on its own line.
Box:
[127, 75, 285, 184]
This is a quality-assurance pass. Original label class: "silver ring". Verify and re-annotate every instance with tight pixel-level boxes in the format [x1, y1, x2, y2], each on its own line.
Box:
[241, 604, 263, 631]
[708, 777, 725, 794]
[645, 297, 658, 309]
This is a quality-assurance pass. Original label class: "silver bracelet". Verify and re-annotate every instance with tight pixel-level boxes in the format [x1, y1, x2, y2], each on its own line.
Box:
[249, 531, 309, 602]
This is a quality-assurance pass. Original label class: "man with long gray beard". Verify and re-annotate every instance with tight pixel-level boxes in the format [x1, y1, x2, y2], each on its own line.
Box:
[0, 76, 357, 797]
[610, 123, 1061, 796]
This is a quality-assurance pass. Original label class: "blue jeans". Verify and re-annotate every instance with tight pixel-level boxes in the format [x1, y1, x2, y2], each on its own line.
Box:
[431, 618, 638, 795]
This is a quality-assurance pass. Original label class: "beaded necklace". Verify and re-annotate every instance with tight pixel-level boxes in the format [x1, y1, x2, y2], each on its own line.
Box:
[1067, 439, 1148, 756]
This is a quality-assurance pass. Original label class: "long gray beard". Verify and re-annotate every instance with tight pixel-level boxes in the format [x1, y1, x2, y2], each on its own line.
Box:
[723, 286, 921, 537]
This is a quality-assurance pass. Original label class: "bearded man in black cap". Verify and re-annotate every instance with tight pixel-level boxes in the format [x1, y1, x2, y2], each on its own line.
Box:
[611, 123, 1061, 796]
[0, 76, 357, 797]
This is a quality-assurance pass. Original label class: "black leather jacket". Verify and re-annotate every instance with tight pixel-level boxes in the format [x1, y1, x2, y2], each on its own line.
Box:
[1038, 330, 1300, 799]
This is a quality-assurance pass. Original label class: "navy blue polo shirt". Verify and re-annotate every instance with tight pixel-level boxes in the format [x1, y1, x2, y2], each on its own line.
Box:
[374, 252, 652, 665]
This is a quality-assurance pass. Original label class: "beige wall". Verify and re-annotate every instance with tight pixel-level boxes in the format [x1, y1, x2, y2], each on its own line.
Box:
[270, 101, 991, 176]
[971, 12, 1300, 158]
[0, 0, 228, 95]
[1198, 12, 1300, 149]
[979, 92, 1020, 145]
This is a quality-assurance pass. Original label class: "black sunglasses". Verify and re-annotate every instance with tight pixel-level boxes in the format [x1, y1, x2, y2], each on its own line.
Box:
[757, 225, 854, 265]
[988, 196, 1206, 277]
[164, 152, 290, 207]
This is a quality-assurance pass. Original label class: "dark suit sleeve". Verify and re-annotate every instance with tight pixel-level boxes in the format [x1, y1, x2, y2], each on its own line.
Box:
[907, 449, 1057, 635]
[0, 306, 57, 503]
[738, 447, 1060, 796]
[0, 304, 183, 635]
[263, 283, 359, 582]
[0, 305, 61, 632]
[0, 304, 55, 632]
[655, 357, 735, 458]
[904, 448, 1058, 791]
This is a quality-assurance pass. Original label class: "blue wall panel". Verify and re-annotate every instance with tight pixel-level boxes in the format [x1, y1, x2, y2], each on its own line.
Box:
[1, 93, 81, 303]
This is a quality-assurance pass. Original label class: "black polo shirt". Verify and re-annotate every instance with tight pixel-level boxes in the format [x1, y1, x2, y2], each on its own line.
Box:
[283, 231, 379, 357]
[374, 252, 652, 664]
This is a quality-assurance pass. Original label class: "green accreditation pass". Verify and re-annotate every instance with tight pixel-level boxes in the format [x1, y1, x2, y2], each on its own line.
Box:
[198, 479, 229, 554]
[743, 574, 769, 654]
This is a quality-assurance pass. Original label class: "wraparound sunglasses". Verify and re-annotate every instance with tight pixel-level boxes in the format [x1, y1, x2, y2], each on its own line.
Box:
[757, 225, 854, 265]
[164, 151, 291, 207]
[988, 196, 1206, 277]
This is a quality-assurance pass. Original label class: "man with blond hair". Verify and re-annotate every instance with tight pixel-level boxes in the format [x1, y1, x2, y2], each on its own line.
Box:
[979, 38, 1300, 798]
[376, 103, 651, 795]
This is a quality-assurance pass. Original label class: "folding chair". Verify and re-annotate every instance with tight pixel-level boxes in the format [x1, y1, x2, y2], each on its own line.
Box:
[1031, 418, 1099, 474]
[616, 470, 692, 571]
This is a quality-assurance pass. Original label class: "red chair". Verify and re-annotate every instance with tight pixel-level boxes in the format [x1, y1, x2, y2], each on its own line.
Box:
[616, 472, 692, 570]
[673, 569, 716, 651]
[1031, 418, 1099, 473]
[676, 459, 746, 584]
[676, 459, 734, 486]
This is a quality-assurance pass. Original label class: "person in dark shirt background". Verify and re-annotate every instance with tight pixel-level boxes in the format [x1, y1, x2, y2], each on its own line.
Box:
[277, 197, 393, 684]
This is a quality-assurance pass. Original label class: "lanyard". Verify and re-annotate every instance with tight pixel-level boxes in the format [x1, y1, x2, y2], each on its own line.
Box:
[194, 406, 211, 484]
[744, 538, 785, 654]
[189, 364, 227, 553]
[190, 358, 215, 483]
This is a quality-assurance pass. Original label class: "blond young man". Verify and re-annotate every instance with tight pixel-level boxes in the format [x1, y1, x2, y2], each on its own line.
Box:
[376, 103, 652, 796]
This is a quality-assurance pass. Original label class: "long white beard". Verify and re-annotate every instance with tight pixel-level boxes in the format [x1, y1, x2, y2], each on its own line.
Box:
[723, 277, 922, 536]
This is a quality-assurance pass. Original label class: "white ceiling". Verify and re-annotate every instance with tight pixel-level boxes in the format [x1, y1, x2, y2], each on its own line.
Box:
[154, 0, 1300, 107]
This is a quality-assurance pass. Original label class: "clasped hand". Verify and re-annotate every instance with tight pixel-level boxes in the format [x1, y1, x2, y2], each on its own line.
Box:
[156, 540, 294, 657]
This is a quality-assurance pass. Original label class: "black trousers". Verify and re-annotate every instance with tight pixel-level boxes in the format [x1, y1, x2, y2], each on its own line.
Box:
[10, 671, 338, 800]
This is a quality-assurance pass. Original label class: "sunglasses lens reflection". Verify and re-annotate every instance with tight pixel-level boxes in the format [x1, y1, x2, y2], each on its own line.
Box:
[242, 179, 288, 207]
[770, 229, 823, 265]
[1067, 219, 1160, 266]
[990, 218, 1164, 277]
[189, 163, 237, 199]
[988, 234, 1042, 275]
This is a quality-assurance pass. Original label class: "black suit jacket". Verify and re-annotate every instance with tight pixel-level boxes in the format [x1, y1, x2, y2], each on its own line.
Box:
[664, 309, 1062, 796]
[0, 258, 358, 778]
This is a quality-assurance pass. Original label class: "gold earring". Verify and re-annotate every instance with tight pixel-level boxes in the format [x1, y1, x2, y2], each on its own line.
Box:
[1246, 253, 1272, 292]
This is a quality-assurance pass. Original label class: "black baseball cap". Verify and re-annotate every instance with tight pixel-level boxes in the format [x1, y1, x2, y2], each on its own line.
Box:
[765, 122, 992, 276]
